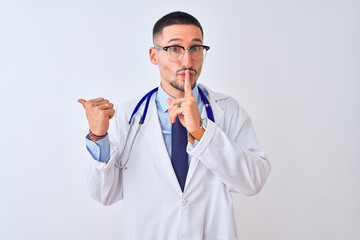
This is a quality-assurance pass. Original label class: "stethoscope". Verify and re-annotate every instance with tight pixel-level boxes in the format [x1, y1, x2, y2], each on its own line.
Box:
[115, 86, 215, 170]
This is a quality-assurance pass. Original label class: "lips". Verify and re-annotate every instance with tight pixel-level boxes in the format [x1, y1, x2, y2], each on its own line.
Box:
[178, 71, 195, 79]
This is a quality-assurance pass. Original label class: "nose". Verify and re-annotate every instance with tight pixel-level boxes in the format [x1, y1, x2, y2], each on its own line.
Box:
[181, 49, 193, 68]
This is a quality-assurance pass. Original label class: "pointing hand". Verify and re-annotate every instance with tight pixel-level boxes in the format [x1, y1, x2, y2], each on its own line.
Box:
[78, 98, 115, 136]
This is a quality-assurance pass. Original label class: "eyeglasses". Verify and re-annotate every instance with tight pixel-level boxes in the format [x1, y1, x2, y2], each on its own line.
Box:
[154, 45, 210, 62]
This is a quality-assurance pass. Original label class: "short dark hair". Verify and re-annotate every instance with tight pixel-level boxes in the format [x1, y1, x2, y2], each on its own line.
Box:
[153, 11, 203, 43]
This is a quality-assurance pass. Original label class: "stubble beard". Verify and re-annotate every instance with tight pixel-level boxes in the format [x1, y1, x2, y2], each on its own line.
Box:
[168, 67, 200, 92]
[169, 79, 195, 92]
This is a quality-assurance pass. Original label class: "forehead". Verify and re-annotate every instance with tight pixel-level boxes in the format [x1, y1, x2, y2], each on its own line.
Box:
[158, 24, 203, 44]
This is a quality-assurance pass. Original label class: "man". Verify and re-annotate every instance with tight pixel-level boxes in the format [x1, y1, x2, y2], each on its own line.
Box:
[78, 11, 270, 240]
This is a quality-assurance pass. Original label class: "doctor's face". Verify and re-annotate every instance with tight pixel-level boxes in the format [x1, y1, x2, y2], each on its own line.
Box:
[149, 24, 204, 98]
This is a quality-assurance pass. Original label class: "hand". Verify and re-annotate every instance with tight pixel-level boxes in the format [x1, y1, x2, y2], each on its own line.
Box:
[78, 98, 115, 136]
[167, 69, 202, 133]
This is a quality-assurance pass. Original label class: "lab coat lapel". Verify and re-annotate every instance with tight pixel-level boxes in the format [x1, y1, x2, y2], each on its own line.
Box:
[142, 96, 183, 195]
[185, 85, 225, 191]
[202, 85, 225, 125]
[139, 86, 225, 194]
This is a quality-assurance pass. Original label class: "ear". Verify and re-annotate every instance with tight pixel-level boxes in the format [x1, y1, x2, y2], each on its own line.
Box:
[149, 47, 158, 65]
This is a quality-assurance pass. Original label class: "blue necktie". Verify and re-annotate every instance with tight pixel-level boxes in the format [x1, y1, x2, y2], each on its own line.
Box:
[171, 117, 189, 192]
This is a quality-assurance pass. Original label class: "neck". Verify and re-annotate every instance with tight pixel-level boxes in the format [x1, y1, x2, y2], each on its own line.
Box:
[160, 82, 186, 99]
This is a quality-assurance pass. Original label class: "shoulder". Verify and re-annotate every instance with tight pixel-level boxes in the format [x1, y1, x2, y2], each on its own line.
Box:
[198, 84, 252, 137]
[111, 92, 148, 125]
[198, 83, 246, 114]
[115, 90, 152, 114]
[116, 97, 141, 112]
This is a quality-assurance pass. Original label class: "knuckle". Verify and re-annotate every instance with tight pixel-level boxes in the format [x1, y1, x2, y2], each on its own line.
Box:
[99, 111, 107, 117]
[87, 102, 94, 108]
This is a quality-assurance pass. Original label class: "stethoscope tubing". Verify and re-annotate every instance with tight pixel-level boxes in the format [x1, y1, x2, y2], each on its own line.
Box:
[198, 87, 214, 122]
[129, 87, 159, 124]
[116, 86, 214, 170]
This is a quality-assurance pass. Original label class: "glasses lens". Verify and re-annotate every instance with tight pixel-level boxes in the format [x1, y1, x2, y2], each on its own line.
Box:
[191, 46, 206, 61]
[166, 46, 208, 62]
[167, 46, 184, 62]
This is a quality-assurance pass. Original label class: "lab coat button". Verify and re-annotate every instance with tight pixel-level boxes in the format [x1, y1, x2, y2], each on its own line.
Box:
[181, 199, 187, 207]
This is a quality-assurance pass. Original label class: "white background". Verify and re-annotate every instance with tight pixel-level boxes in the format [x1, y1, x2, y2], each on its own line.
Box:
[1, 0, 359, 239]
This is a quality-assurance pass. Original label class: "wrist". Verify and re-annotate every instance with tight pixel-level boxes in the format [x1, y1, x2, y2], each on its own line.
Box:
[89, 128, 107, 136]
[88, 129, 107, 142]
[188, 118, 207, 144]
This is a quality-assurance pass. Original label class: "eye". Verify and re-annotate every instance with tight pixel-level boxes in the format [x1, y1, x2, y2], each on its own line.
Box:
[191, 46, 202, 53]
[168, 46, 182, 54]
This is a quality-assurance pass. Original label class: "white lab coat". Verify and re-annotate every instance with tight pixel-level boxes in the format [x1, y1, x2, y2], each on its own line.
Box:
[84, 84, 271, 240]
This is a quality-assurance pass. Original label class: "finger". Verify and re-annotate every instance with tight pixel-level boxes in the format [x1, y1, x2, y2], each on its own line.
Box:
[168, 108, 179, 124]
[87, 97, 105, 103]
[167, 99, 183, 116]
[95, 99, 110, 106]
[170, 107, 187, 124]
[178, 115, 186, 128]
[184, 69, 193, 97]
[167, 98, 179, 124]
[168, 98, 193, 112]
[100, 102, 114, 110]
[168, 103, 179, 124]
[168, 102, 188, 124]
[168, 98, 185, 107]
[78, 99, 86, 108]
[107, 109, 115, 119]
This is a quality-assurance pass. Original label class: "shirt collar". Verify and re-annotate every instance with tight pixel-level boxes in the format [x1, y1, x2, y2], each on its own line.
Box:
[156, 83, 201, 112]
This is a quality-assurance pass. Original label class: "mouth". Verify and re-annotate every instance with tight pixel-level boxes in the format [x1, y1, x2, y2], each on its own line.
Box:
[178, 69, 196, 79]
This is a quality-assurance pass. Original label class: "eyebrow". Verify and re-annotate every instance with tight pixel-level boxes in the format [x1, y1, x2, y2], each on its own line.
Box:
[167, 38, 203, 45]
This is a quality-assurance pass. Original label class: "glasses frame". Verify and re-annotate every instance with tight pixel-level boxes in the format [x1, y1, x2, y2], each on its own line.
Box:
[154, 45, 210, 62]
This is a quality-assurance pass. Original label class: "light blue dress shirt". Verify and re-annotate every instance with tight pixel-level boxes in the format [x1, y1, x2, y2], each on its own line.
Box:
[86, 84, 204, 164]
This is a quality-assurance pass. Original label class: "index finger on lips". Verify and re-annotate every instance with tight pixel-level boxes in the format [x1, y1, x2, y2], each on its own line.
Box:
[184, 69, 193, 97]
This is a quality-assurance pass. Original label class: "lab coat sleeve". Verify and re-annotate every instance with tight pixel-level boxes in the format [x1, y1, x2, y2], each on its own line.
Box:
[84, 106, 126, 206]
[187, 97, 271, 196]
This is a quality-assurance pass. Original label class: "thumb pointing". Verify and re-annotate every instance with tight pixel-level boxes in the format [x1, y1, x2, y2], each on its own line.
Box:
[78, 99, 86, 108]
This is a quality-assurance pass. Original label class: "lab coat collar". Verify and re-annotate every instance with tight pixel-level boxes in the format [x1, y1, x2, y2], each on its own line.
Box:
[197, 83, 226, 125]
